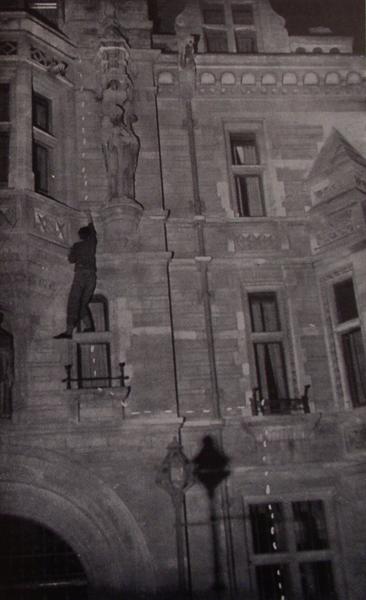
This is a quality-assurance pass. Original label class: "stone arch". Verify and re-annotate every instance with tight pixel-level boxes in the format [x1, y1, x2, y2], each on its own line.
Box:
[0, 446, 156, 600]
[200, 71, 215, 84]
[347, 71, 361, 84]
[325, 71, 340, 85]
[304, 72, 319, 86]
[262, 73, 276, 85]
[282, 72, 297, 85]
[221, 72, 235, 85]
[242, 73, 256, 85]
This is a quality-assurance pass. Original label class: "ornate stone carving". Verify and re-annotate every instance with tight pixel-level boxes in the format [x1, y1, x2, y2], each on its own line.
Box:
[0, 40, 17, 56]
[344, 424, 366, 453]
[0, 207, 17, 229]
[313, 207, 357, 248]
[96, 3, 140, 205]
[33, 209, 67, 243]
[232, 232, 279, 252]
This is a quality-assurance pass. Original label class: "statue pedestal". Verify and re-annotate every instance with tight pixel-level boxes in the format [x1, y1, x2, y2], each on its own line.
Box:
[101, 198, 143, 251]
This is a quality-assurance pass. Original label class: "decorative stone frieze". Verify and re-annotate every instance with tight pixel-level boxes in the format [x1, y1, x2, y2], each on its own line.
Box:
[155, 61, 365, 98]
[33, 208, 68, 244]
[0, 206, 17, 229]
[0, 40, 17, 55]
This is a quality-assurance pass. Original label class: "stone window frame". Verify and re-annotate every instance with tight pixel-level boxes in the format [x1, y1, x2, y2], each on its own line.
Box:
[242, 491, 345, 600]
[242, 284, 298, 401]
[224, 120, 269, 218]
[322, 270, 366, 409]
[200, 0, 257, 54]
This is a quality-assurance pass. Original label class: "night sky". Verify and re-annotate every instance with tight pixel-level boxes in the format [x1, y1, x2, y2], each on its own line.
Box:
[271, 0, 365, 53]
[151, 0, 365, 54]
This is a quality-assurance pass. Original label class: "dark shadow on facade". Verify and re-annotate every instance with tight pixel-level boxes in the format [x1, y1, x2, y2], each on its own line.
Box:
[193, 436, 231, 595]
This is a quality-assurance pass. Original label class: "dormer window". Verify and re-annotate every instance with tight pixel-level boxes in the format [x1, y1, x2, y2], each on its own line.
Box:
[201, 1, 257, 54]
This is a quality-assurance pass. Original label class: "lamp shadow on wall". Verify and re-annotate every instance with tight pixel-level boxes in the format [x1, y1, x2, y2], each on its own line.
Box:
[192, 435, 231, 595]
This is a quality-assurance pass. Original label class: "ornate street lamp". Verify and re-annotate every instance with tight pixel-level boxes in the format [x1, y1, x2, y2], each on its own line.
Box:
[156, 437, 194, 593]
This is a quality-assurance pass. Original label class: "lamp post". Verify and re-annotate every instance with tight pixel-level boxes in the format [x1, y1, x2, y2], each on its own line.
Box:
[156, 437, 194, 594]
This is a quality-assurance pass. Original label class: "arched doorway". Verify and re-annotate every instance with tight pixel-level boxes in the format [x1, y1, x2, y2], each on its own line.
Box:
[0, 447, 156, 599]
[0, 514, 88, 599]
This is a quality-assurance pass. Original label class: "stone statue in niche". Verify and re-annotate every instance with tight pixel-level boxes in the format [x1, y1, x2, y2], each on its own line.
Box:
[178, 35, 196, 69]
[99, 77, 140, 201]
[0, 313, 14, 418]
[97, 4, 140, 203]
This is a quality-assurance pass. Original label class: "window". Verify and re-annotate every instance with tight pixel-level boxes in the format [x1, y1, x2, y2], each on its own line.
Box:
[33, 92, 51, 133]
[202, 4, 225, 24]
[32, 91, 54, 195]
[29, 1, 59, 26]
[0, 83, 10, 122]
[232, 4, 254, 24]
[77, 342, 111, 389]
[76, 295, 112, 389]
[334, 279, 358, 323]
[0, 133, 9, 187]
[205, 29, 229, 52]
[250, 503, 287, 554]
[249, 293, 289, 412]
[76, 295, 109, 334]
[229, 133, 265, 216]
[292, 500, 328, 551]
[231, 134, 258, 165]
[235, 31, 257, 53]
[201, 1, 257, 53]
[247, 499, 338, 600]
[33, 141, 49, 194]
[333, 278, 366, 407]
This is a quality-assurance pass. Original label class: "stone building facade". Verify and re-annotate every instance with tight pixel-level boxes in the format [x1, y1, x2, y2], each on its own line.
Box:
[0, 0, 366, 598]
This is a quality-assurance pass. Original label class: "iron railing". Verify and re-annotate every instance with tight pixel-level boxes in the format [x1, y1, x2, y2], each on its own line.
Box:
[63, 361, 131, 398]
[251, 385, 311, 416]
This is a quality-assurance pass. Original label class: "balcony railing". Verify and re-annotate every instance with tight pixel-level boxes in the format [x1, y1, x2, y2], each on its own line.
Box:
[63, 361, 131, 398]
[250, 385, 311, 416]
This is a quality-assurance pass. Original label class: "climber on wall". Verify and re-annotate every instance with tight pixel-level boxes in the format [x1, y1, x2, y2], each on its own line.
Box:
[54, 209, 97, 339]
